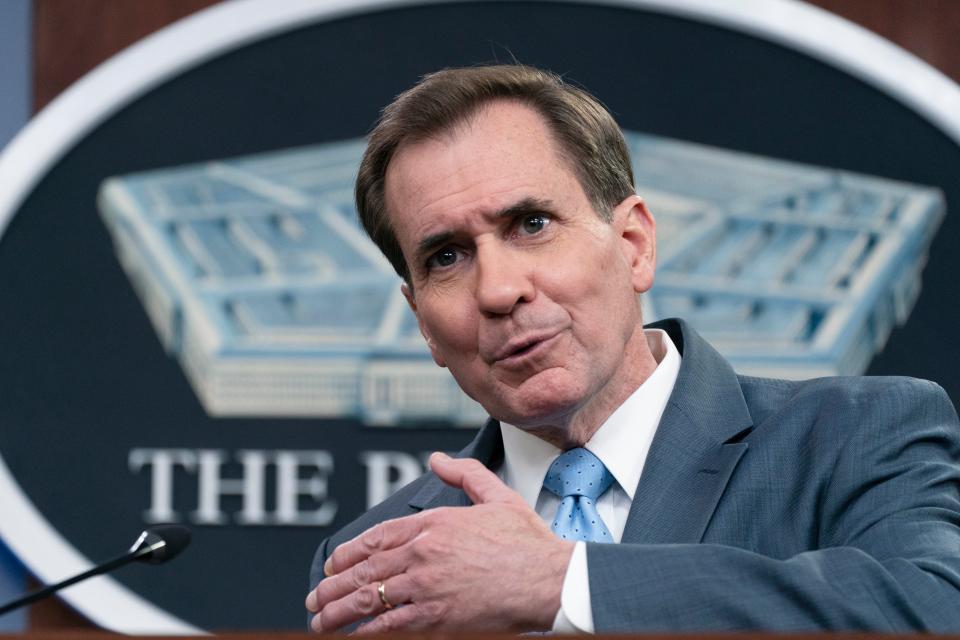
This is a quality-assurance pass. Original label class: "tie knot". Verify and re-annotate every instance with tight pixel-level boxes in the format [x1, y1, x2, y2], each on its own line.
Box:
[543, 448, 614, 501]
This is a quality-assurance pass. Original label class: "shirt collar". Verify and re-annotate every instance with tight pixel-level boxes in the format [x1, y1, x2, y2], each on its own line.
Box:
[499, 419, 561, 509]
[499, 328, 681, 507]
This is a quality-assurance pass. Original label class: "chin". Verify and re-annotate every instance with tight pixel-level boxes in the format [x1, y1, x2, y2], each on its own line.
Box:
[489, 373, 589, 427]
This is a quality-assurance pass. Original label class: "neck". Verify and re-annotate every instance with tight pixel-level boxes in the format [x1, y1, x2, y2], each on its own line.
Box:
[519, 325, 659, 450]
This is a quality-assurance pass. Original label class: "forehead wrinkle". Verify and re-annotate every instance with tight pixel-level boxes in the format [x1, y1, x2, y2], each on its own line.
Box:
[408, 173, 539, 232]
[389, 102, 568, 217]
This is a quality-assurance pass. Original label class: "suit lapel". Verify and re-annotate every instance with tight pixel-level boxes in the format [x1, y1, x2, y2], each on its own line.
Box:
[407, 419, 504, 511]
[621, 319, 753, 544]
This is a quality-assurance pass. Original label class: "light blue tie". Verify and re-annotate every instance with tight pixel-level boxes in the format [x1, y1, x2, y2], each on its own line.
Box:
[543, 448, 615, 543]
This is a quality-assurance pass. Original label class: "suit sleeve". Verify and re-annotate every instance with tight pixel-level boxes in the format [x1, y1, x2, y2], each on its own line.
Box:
[587, 379, 960, 632]
[309, 537, 330, 592]
[306, 537, 330, 629]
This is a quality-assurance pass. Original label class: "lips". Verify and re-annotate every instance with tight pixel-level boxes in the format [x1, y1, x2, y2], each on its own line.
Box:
[492, 331, 562, 365]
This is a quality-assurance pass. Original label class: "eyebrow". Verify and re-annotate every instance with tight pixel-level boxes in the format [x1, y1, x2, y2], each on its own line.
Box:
[414, 197, 557, 263]
[495, 197, 556, 222]
[415, 231, 455, 264]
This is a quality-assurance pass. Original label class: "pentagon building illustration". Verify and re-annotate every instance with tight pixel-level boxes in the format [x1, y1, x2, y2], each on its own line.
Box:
[97, 133, 944, 425]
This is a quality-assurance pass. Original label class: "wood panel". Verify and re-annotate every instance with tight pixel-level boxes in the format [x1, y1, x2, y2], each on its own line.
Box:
[31, 1, 960, 114]
[32, 0, 219, 111]
[805, 0, 960, 83]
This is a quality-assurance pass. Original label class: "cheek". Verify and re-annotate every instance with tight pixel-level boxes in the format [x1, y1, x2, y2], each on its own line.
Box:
[422, 303, 478, 352]
[546, 239, 626, 303]
[545, 244, 638, 340]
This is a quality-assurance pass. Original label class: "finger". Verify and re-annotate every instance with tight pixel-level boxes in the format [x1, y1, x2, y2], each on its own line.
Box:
[325, 515, 426, 577]
[429, 452, 525, 506]
[315, 573, 416, 633]
[309, 544, 410, 613]
[353, 603, 425, 634]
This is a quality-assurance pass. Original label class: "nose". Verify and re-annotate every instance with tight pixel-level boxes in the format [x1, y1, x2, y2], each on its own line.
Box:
[474, 242, 535, 316]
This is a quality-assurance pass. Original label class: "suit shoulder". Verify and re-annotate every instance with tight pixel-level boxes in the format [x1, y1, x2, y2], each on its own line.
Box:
[793, 375, 947, 406]
[738, 373, 958, 434]
[738, 372, 952, 402]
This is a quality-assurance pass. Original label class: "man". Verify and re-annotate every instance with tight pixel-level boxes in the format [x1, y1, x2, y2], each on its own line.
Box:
[305, 64, 960, 633]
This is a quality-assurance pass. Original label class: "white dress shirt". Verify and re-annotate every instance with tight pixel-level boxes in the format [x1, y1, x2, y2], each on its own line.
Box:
[498, 328, 681, 632]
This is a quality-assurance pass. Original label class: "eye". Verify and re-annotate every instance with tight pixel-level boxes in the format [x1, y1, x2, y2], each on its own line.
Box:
[519, 214, 550, 236]
[426, 247, 461, 270]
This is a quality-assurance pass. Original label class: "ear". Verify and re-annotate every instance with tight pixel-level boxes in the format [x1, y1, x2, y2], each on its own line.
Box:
[613, 195, 656, 294]
[401, 281, 447, 368]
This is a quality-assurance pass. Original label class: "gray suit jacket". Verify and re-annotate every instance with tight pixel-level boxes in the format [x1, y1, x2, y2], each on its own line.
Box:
[309, 318, 960, 631]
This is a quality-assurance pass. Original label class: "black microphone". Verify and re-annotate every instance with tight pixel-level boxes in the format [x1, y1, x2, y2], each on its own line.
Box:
[0, 524, 191, 616]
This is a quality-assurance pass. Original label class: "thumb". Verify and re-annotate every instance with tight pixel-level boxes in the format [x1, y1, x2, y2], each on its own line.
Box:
[429, 452, 525, 506]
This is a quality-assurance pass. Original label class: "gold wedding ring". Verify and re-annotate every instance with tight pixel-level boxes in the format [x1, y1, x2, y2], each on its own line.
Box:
[377, 581, 394, 610]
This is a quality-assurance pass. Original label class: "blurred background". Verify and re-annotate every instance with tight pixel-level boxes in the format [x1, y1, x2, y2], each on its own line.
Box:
[0, 0, 958, 633]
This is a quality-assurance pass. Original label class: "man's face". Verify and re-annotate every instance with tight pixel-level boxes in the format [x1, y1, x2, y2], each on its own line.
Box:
[384, 101, 656, 436]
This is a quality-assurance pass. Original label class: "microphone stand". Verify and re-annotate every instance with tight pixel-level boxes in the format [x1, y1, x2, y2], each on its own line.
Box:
[0, 531, 168, 616]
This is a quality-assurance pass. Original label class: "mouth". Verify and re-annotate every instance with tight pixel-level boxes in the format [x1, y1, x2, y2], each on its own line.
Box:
[510, 341, 540, 357]
[494, 332, 562, 366]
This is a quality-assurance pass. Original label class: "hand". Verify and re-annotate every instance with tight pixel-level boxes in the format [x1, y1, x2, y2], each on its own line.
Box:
[305, 452, 575, 633]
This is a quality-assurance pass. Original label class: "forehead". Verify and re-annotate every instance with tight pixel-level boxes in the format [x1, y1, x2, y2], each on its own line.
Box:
[383, 101, 582, 242]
